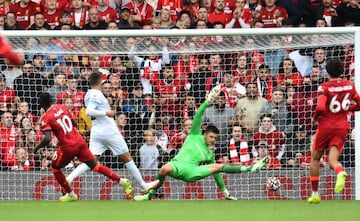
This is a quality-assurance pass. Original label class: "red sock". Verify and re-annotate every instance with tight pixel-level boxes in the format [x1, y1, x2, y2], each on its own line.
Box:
[334, 165, 344, 175]
[310, 176, 320, 192]
[51, 168, 72, 193]
[93, 164, 121, 182]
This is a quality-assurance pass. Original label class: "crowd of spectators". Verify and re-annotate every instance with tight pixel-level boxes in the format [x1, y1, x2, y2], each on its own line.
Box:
[0, 0, 357, 171]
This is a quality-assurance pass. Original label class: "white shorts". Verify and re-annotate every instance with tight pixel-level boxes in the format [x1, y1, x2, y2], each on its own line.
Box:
[89, 133, 129, 156]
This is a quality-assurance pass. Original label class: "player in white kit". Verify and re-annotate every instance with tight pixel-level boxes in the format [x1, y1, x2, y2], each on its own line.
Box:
[66, 71, 159, 197]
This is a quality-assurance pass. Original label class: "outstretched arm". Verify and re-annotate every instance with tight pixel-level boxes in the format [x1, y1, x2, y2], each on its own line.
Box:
[33, 130, 52, 154]
[189, 100, 210, 135]
[86, 102, 114, 117]
[190, 85, 221, 135]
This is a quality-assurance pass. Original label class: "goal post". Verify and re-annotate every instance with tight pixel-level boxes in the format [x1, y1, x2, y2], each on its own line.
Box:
[0, 27, 359, 200]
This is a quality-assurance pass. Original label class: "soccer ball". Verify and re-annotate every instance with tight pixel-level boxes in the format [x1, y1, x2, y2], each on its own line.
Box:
[266, 177, 281, 191]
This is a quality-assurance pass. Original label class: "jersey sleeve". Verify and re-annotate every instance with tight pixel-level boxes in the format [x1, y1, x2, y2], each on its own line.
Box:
[313, 85, 328, 120]
[189, 100, 210, 135]
[85, 91, 106, 117]
[39, 114, 52, 131]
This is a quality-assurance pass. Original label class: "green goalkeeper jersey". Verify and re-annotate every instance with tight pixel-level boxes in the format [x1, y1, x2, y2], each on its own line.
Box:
[172, 100, 215, 165]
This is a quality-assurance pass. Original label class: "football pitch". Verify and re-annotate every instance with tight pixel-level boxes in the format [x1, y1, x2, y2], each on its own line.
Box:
[1, 200, 359, 221]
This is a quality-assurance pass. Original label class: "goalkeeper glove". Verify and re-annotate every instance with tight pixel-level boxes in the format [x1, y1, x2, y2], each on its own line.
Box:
[206, 85, 221, 103]
[223, 189, 237, 200]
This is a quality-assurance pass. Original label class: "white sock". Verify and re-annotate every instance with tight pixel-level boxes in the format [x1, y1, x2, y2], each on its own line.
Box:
[124, 160, 146, 189]
[67, 163, 91, 184]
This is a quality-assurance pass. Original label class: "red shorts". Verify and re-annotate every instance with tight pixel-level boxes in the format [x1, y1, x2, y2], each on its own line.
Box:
[312, 128, 348, 152]
[52, 141, 94, 168]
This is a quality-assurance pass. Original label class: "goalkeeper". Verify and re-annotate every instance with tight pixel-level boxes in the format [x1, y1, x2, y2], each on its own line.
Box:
[134, 86, 269, 201]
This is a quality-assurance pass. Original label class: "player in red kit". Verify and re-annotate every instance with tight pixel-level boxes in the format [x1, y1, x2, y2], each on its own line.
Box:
[33, 93, 134, 202]
[308, 59, 360, 204]
[0, 35, 24, 65]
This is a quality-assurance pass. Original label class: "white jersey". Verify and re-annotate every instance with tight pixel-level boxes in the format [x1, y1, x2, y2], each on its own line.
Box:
[85, 89, 119, 136]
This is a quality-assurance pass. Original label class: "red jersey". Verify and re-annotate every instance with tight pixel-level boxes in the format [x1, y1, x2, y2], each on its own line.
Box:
[314, 79, 360, 130]
[56, 90, 85, 119]
[125, 0, 154, 26]
[39, 0, 70, 11]
[98, 6, 118, 22]
[258, 6, 288, 28]
[43, 10, 62, 29]
[276, 72, 303, 88]
[253, 127, 285, 159]
[0, 124, 17, 167]
[207, 10, 232, 26]
[168, 131, 187, 150]
[157, 0, 183, 22]
[39, 104, 83, 147]
[9, 1, 41, 29]
[154, 79, 183, 115]
[0, 87, 16, 111]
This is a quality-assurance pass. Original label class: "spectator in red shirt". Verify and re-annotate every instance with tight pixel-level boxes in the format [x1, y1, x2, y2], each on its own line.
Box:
[181, 92, 198, 119]
[0, 111, 19, 170]
[156, 0, 183, 22]
[256, 0, 288, 28]
[154, 64, 184, 118]
[126, 0, 154, 27]
[14, 100, 38, 127]
[9, 0, 41, 29]
[252, 114, 285, 168]
[232, 52, 253, 85]
[277, 58, 303, 90]
[183, 0, 200, 22]
[168, 118, 192, 154]
[207, 0, 232, 26]
[96, 0, 118, 22]
[225, 0, 253, 28]
[10, 147, 33, 171]
[43, 0, 62, 29]
[56, 75, 85, 121]
[0, 73, 16, 113]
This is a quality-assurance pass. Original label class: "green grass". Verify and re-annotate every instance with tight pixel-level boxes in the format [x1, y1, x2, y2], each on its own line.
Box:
[1, 200, 360, 221]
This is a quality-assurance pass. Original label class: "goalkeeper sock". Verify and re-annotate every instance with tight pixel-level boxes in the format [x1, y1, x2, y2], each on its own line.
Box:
[221, 165, 250, 173]
[67, 163, 91, 184]
[155, 173, 165, 190]
[125, 160, 147, 189]
[148, 189, 156, 199]
[148, 174, 165, 199]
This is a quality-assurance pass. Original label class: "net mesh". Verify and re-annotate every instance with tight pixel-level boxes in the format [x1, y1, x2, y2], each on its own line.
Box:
[0, 30, 356, 200]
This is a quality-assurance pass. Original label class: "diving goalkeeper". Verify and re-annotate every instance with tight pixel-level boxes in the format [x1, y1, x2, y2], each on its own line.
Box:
[134, 85, 269, 201]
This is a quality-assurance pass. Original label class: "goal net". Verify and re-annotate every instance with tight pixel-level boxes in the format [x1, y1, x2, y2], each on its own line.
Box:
[0, 28, 358, 200]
